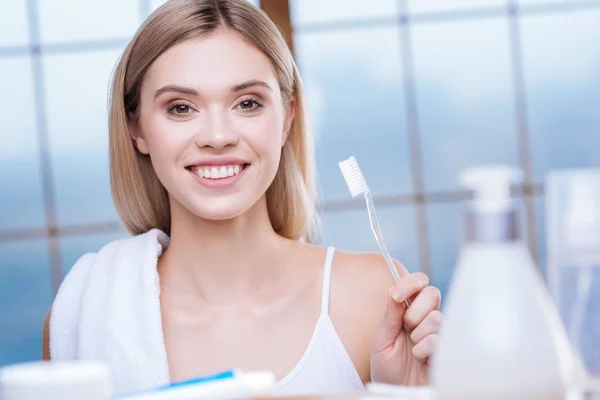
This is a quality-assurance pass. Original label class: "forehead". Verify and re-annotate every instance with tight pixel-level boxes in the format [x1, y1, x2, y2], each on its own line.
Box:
[143, 29, 280, 93]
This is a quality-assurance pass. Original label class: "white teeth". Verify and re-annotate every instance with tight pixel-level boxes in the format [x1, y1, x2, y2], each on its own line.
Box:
[193, 164, 245, 180]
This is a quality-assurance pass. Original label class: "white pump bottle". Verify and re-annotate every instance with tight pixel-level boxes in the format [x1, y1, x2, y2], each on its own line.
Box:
[430, 165, 579, 400]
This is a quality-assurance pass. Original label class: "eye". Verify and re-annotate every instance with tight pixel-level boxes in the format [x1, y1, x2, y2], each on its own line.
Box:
[236, 98, 263, 112]
[167, 103, 194, 115]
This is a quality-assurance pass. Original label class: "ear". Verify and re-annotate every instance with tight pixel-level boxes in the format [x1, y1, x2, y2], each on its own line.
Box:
[128, 117, 150, 155]
[281, 98, 296, 147]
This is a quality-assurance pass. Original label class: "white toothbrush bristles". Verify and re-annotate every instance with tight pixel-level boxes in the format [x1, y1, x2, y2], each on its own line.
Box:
[338, 156, 369, 197]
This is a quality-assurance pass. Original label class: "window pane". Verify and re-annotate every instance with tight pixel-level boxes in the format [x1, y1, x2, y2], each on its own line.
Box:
[290, 0, 398, 26]
[0, 57, 45, 230]
[294, 27, 412, 203]
[427, 202, 462, 303]
[60, 229, 129, 276]
[428, 198, 528, 305]
[0, 239, 53, 366]
[521, 10, 600, 181]
[409, 0, 505, 13]
[151, 0, 167, 12]
[319, 205, 420, 273]
[412, 18, 519, 192]
[44, 49, 123, 226]
[0, 0, 29, 47]
[38, 0, 139, 43]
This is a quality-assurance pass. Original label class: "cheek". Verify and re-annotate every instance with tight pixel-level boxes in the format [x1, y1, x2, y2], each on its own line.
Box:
[142, 116, 193, 163]
[237, 112, 285, 158]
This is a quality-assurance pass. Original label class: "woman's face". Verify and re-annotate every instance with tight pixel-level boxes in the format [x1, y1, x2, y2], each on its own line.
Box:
[133, 29, 293, 221]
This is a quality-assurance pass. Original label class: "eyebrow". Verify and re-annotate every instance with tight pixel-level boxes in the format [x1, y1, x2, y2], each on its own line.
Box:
[154, 80, 273, 99]
[231, 80, 273, 93]
[154, 85, 198, 99]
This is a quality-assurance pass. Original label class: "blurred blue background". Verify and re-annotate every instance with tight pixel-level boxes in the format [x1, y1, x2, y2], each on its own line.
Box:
[1, 0, 599, 366]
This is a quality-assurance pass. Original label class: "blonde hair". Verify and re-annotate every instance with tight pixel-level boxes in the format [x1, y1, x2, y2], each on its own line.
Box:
[109, 0, 319, 243]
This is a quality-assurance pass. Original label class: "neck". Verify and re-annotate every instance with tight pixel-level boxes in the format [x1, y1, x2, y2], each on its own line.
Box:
[160, 195, 292, 305]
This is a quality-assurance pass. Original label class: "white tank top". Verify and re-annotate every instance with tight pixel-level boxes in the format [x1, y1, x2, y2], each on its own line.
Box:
[49, 230, 364, 397]
[274, 246, 364, 396]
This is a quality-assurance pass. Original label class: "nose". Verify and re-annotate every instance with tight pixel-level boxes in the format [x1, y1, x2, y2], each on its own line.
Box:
[194, 109, 240, 149]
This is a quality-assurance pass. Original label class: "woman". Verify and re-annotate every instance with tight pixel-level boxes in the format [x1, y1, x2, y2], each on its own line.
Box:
[42, 0, 443, 396]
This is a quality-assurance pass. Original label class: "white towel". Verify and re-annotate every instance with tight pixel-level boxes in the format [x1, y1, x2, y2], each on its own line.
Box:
[50, 229, 171, 395]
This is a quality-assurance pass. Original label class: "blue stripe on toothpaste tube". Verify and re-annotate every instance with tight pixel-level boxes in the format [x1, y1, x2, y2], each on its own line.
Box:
[118, 369, 276, 399]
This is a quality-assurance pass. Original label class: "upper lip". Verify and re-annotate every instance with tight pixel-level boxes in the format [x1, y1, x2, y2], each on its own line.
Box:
[186, 156, 250, 168]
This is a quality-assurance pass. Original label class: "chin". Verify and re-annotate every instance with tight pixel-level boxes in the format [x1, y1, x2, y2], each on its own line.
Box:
[195, 207, 247, 221]
[169, 182, 269, 223]
[182, 196, 258, 222]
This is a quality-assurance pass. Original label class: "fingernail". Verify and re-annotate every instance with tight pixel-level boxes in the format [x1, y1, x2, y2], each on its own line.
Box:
[391, 287, 405, 303]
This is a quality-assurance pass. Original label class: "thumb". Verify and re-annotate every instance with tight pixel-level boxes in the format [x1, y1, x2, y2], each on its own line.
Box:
[372, 288, 407, 353]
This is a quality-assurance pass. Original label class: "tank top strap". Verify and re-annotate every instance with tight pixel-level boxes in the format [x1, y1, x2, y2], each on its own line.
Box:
[320, 247, 336, 316]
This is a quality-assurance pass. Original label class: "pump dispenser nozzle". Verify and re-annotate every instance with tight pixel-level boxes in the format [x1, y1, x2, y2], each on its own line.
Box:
[459, 165, 524, 243]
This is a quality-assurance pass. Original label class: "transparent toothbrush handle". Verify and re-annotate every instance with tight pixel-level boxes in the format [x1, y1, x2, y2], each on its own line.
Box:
[364, 194, 411, 306]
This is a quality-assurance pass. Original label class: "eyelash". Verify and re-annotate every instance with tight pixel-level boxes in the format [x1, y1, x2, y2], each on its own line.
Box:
[166, 98, 264, 117]
[236, 98, 263, 112]
[167, 102, 194, 116]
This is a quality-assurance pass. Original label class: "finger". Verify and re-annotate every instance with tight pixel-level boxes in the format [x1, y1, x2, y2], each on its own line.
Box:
[412, 333, 439, 362]
[393, 258, 410, 280]
[410, 310, 444, 344]
[390, 272, 429, 304]
[372, 288, 407, 353]
[403, 286, 442, 332]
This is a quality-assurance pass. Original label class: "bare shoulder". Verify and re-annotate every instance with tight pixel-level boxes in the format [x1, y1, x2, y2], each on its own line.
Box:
[327, 249, 410, 382]
[289, 243, 405, 309]
[332, 250, 408, 295]
[329, 250, 407, 325]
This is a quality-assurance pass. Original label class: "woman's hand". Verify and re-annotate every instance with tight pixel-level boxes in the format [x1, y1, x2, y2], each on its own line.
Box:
[370, 272, 443, 386]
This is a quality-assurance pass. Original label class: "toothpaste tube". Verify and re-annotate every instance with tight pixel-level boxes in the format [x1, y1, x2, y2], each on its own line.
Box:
[118, 369, 276, 399]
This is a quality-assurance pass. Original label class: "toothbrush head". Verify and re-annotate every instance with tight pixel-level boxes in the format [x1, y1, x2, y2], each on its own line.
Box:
[338, 156, 369, 197]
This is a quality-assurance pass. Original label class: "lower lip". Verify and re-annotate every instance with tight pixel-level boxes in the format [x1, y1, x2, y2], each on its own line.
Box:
[188, 166, 247, 189]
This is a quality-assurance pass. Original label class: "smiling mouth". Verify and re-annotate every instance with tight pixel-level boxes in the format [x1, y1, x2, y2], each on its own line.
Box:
[186, 164, 250, 180]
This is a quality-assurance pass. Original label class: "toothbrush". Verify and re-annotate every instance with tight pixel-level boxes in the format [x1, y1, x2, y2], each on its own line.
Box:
[338, 156, 409, 305]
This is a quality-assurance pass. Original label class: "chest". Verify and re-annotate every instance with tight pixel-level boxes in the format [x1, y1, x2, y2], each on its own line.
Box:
[161, 294, 322, 383]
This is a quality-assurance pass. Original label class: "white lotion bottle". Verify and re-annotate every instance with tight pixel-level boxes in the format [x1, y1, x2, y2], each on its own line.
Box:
[430, 165, 578, 400]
